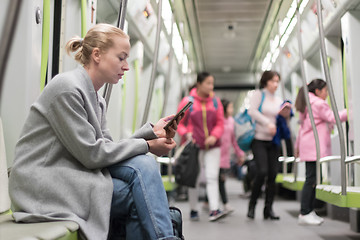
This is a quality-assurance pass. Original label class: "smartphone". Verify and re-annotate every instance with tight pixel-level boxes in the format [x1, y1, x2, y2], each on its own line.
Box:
[164, 101, 193, 130]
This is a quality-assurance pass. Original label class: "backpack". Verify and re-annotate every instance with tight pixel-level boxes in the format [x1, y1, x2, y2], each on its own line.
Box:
[169, 206, 185, 239]
[234, 91, 265, 151]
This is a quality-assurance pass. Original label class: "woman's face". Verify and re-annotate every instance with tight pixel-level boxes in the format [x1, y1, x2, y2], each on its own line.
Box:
[97, 36, 130, 86]
[226, 102, 234, 117]
[316, 86, 328, 100]
[197, 75, 214, 97]
[265, 75, 280, 94]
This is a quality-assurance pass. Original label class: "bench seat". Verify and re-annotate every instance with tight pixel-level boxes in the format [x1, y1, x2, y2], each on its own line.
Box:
[0, 212, 79, 240]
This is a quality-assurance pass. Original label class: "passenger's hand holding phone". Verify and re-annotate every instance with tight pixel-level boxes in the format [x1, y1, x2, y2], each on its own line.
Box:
[153, 115, 182, 139]
[163, 102, 192, 132]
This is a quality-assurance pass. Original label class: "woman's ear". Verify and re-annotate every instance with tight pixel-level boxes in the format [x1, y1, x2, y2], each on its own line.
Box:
[314, 88, 321, 96]
[92, 48, 101, 64]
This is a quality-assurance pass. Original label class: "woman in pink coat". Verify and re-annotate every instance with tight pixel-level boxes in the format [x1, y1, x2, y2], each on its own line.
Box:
[219, 99, 245, 213]
[294, 79, 347, 226]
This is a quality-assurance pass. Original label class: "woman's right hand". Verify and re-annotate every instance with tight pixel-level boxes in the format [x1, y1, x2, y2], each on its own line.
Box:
[186, 132, 193, 142]
[147, 138, 176, 156]
[267, 123, 277, 136]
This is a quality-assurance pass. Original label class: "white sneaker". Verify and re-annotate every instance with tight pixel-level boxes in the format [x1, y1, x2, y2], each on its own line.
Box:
[224, 204, 234, 215]
[310, 211, 324, 224]
[298, 213, 323, 225]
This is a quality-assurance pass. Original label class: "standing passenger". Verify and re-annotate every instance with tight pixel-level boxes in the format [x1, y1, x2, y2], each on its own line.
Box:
[247, 70, 283, 220]
[219, 99, 245, 213]
[295, 79, 347, 225]
[177, 72, 225, 221]
[9, 24, 182, 240]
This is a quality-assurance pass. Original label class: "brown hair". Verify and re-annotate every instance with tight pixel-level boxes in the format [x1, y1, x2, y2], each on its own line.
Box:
[259, 70, 280, 89]
[295, 79, 327, 113]
[65, 23, 129, 66]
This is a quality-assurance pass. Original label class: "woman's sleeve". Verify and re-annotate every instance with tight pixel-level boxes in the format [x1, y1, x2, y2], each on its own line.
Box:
[230, 119, 245, 157]
[318, 101, 348, 123]
[47, 91, 149, 170]
[295, 112, 305, 151]
[177, 97, 191, 137]
[248, 90, 271, 126]
[210, 97, 224, 139]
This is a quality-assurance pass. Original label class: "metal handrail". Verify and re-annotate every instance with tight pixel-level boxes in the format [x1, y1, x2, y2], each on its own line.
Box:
[296, 0, 321, 184]
[320, 155, 360, 165]
[141, 0, 163, 125]
[345, 156, 360, 164]
[319, 156, 341, 163]
[103, 0, 128, 107]
[316, 0, 347, 195]
[0, 0, 23, 101]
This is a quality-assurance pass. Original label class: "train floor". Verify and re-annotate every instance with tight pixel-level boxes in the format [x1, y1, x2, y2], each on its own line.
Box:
[171, 178, 360, 240]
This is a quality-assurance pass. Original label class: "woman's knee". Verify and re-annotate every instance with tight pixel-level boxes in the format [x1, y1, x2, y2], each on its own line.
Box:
[128, 155, 158, 175]
[109, 155, 158, 181]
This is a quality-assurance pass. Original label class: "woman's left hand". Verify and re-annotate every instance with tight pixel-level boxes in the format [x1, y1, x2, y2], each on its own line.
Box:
[204, 135, 217, 147]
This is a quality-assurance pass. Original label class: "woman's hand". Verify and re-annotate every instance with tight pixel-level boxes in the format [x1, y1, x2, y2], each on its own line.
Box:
[279, 106, 291, 118]
[237, 155, 245, 166]
[153, 114, 183, 139]
[294, 147, 299, 158]
[267, 123, 277, 136]
[204, 135, 217, 147]
[186, 132, 193, 142]
[147, 138, 176, 156]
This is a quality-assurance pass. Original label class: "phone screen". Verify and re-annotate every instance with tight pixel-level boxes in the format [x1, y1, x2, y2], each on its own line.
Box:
[164, 101, 193, 130]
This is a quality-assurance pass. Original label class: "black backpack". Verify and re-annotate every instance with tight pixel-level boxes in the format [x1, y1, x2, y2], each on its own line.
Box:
[169, 206, 185, 239]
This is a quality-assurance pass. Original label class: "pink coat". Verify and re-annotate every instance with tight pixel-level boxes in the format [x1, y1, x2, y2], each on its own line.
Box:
[295, 93, 347, 162]
[177, 88, 224, 149]
[220, 117, 244, 169]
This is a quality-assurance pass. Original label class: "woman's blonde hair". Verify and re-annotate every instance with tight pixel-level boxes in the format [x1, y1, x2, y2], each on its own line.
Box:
[65, 23, 129, 66]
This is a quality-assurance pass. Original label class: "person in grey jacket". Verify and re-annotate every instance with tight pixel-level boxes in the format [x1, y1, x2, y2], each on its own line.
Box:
[9, 24, 180, 240]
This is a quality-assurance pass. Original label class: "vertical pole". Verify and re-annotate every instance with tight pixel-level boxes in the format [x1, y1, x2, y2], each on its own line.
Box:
[141, 0, 163, 125]
[103, 0, 128, 107]
[316, 0, 347, 195]
[0, 0, 23, 100]
[295, 0, 321, 184]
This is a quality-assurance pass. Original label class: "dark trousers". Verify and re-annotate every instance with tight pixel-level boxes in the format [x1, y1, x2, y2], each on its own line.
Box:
[300, 162, 316, 215]
[219, 168, 228, 204]
[249, 139, 280, 209]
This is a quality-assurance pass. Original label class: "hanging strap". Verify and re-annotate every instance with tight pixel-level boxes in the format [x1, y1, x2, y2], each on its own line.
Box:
[188, 96, 218, 113]
[258, 91, 265, 112]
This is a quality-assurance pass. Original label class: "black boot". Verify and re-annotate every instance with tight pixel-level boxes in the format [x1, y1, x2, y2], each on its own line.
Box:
[263, 207, 280, 220]
[247, 204, 255, 219]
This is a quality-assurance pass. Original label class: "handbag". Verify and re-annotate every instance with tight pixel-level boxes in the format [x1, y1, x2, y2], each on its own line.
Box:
[174, 141, 199, 188]
[234, 91, 265, 151]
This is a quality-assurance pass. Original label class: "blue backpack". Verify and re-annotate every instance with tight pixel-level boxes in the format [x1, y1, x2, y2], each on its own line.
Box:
[234, 91, 265, 151]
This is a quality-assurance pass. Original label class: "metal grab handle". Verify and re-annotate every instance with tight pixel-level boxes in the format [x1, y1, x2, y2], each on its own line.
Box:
[103, 0, 128, 107]
[141, 0, 163, 125]
[296, 0, 321, 184]
[316, 0, 347, 195]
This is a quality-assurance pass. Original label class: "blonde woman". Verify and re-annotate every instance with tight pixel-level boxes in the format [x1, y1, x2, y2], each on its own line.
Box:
[9, 24, 181, 240]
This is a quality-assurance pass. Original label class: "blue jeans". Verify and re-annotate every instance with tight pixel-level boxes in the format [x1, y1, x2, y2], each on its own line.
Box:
[107, 155, 177, 240]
